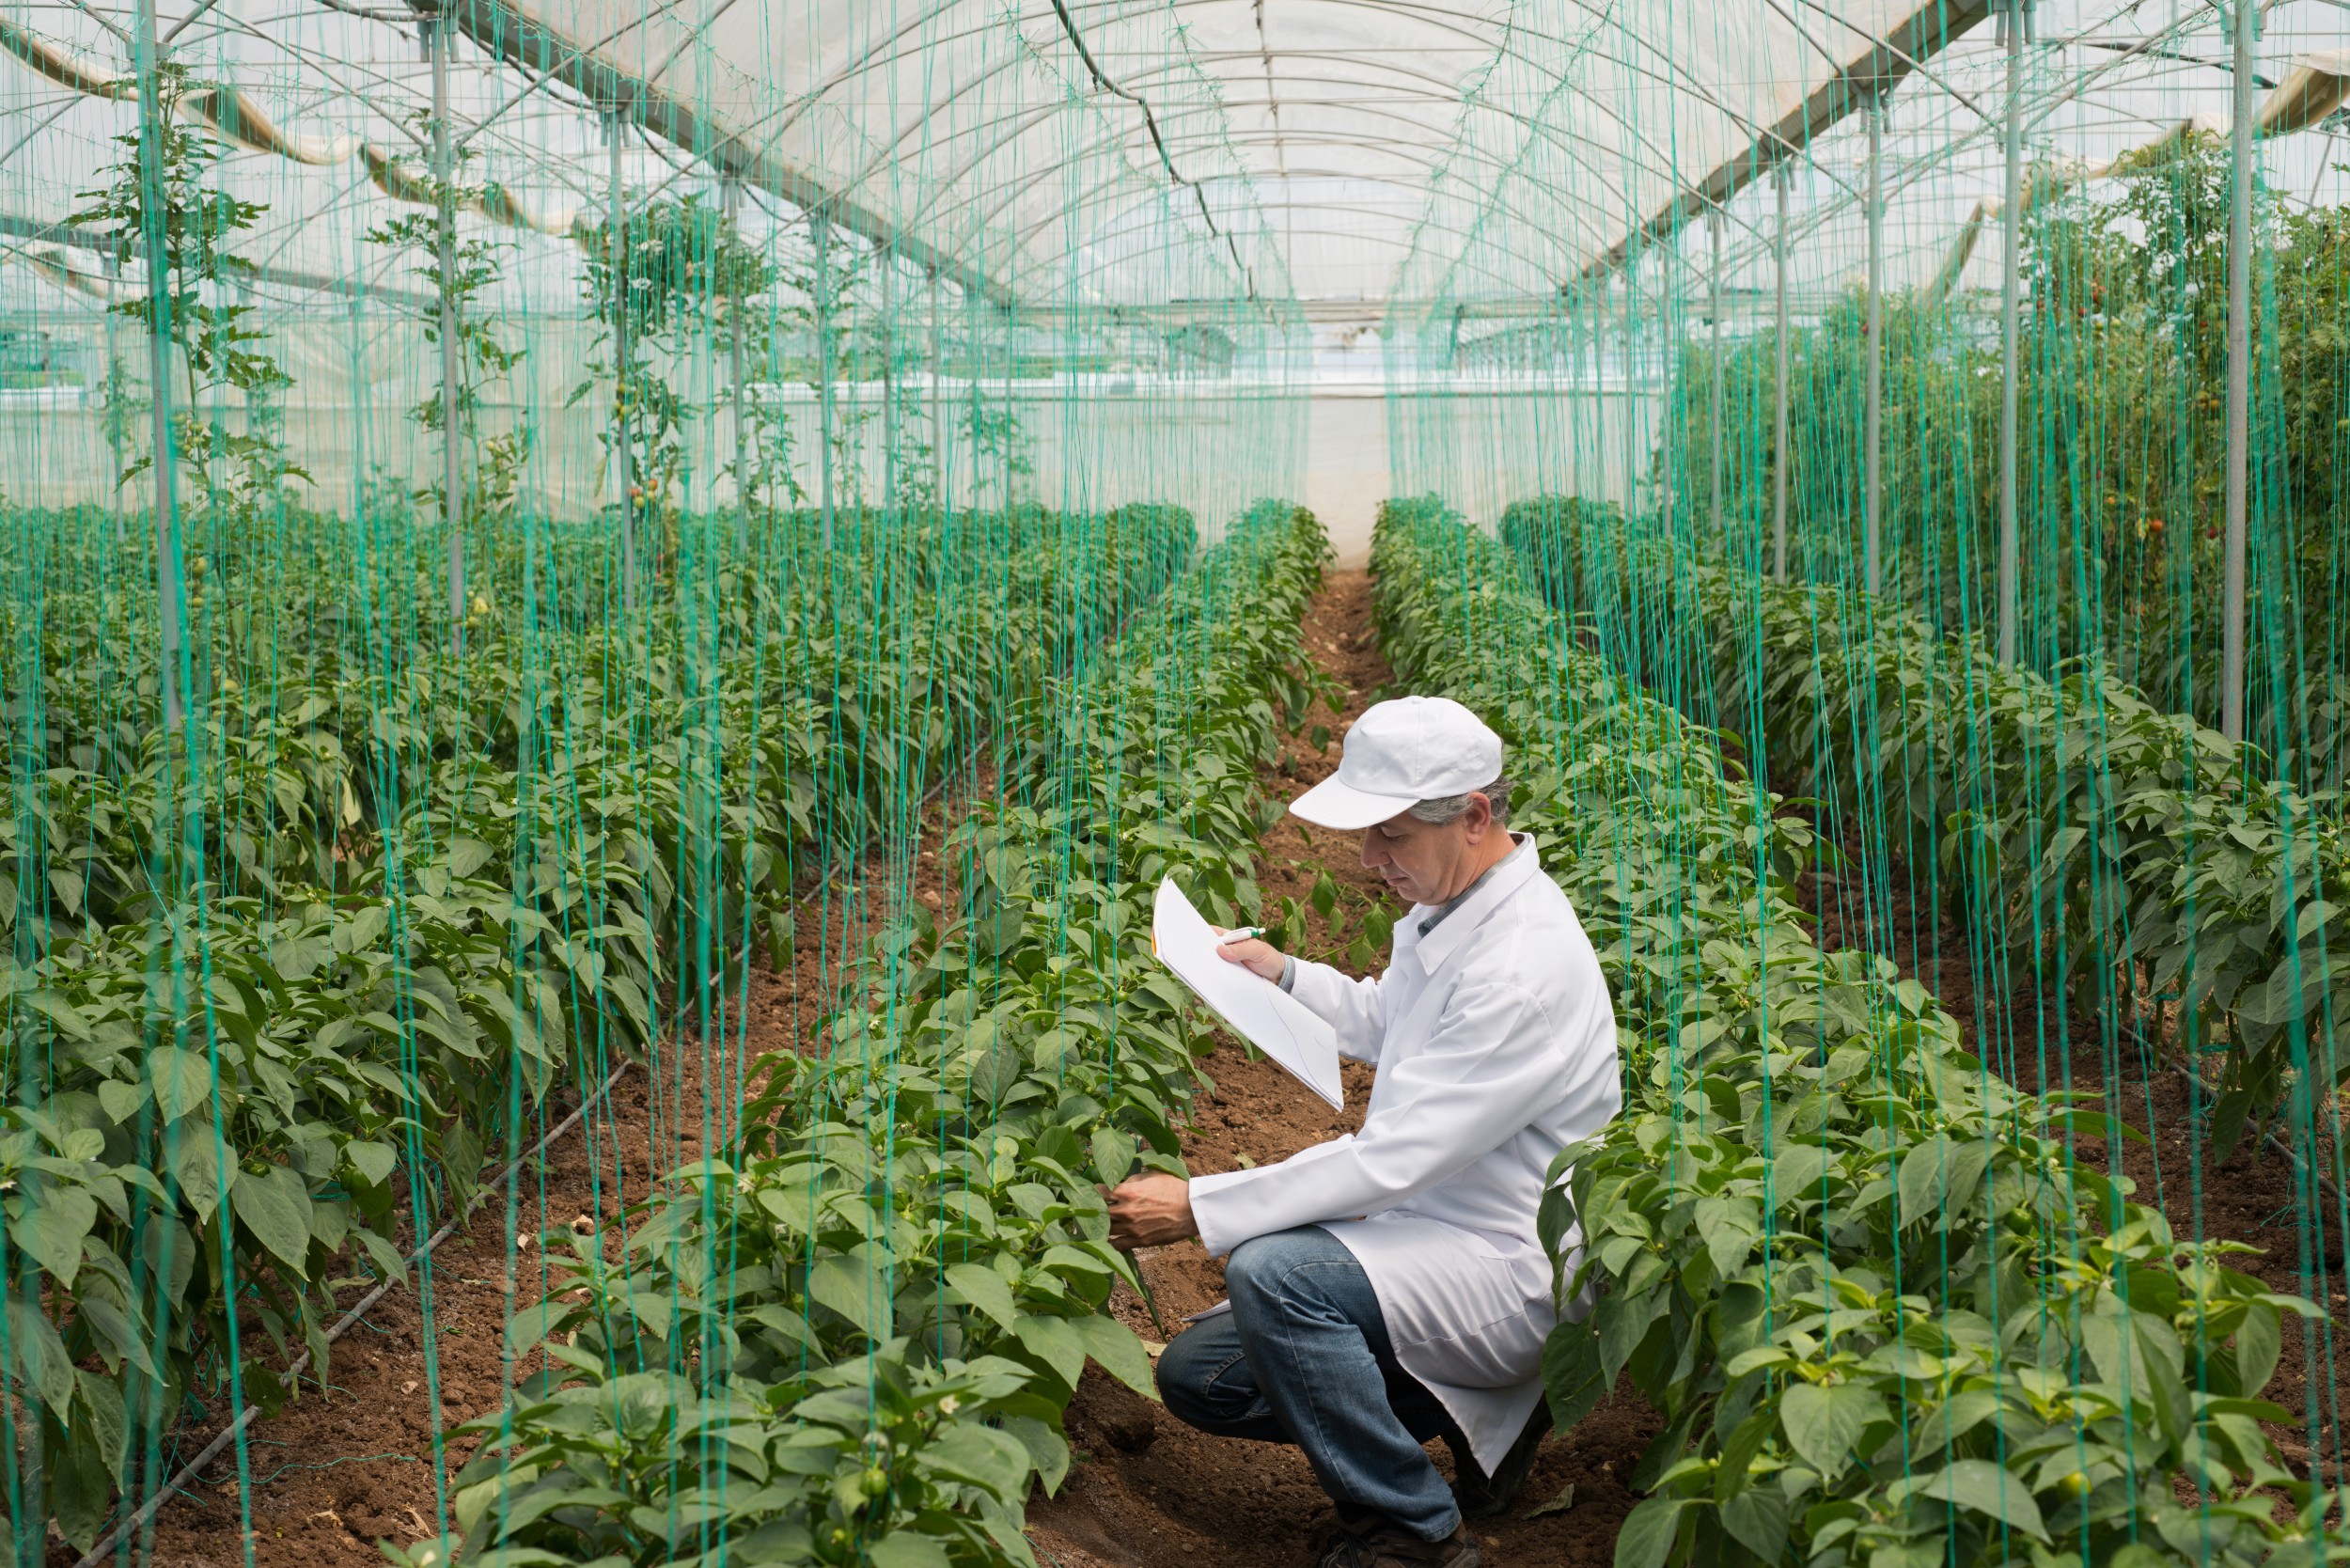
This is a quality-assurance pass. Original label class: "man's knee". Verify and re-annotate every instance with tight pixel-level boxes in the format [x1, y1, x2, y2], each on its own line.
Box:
[1224, 1228, 1370, 1330]
[1154, 1320, 1257, 1433]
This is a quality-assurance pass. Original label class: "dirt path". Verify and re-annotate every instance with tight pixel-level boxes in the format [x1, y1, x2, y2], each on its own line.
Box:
[1027, 572, 1656, 1568]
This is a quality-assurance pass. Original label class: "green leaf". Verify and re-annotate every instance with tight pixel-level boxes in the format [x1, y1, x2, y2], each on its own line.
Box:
[1720, 1484, 1788, 1561]
[946, 1262, 1018, 1333]
[344, 1139, 397, 1188]
[1090, 1126, 1137, 1184]
[96, 1076, 149, 1125]
[1070, 1312, 1159, 1399]
[1780, 1383, 1876, 1481]
[1909, 1458, 2048, 1541]
[16, 1187, 96, 1288]
[1614, 1496, 1690, 1568]
[1012, 1312, 1087, 1393]
[866, 1532, 953, 1568]
[506, 1301, 565, 1356]
[2233, 1301, 2281, 1396]
[915, 1421, 1032, 1503]
[149, 1045, 214, 1124]
[808, 1253, 890, 1342]
[164, 1127, 234, 1226]
[235, 1163, 314, 1276]
[7, 1294, 73, 1414]
[75, 1368, 130, 1484]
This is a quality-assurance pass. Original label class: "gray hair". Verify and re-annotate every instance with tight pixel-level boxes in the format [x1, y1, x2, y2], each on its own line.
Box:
[1407, 777, 1512, 828]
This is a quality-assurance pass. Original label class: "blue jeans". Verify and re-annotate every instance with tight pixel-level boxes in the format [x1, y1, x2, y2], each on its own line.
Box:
[1155, 1225, 1467, 1541]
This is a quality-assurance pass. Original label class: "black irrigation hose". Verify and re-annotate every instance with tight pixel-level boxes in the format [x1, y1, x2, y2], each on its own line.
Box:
[71, 1055, 635, 1568]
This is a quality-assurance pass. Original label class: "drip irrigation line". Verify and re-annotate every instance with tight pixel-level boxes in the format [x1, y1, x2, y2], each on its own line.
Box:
[70, 1053, 636, 1568]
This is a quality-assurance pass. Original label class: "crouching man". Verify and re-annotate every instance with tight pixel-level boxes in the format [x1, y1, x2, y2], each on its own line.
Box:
[1106, 696, 1622, 1568]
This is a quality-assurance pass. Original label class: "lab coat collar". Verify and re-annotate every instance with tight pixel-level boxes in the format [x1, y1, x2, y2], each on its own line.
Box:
[1407, 833, 1543, 976]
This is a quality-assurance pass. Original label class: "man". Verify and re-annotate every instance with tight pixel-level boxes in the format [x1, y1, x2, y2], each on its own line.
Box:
[1106, 695, 1621, 1568]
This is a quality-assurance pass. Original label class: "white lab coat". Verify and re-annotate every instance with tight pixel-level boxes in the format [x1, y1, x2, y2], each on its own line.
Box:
[1187, 834, 1622, 1468]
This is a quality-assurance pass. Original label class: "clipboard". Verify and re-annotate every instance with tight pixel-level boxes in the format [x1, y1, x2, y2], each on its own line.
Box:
[1151, 878, 1345, 1110]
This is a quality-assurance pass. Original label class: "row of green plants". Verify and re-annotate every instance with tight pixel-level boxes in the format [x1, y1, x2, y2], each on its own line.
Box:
[1502, 495, 2348, 1158]
[436, 502, 1330, 1565]
[4, 503, 1194, 931]
[0, 505, 1195, 1551]
[1374, 497, 2334, 1568]
[1652, 131, 2350, 776]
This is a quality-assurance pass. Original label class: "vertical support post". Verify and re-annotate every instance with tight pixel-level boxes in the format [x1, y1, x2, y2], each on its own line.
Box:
[1865, 93, 1886, 597]
[103, 249, 122, 545]
[879, 241, 896, 515]
[928, 270, 946, 510]
[1655, 246, 1674, 537]
[432, 7, 462, 645]
[1997, 0, 2025, 666]
[607, 110, 634, 609]
[725, 178, 749, 550]
[135, 0, 180, 731]
[813, 207, 834, 551]
[1709, 207, 1724, 554]
[1770, 161, 1792, 583]
[2221, 0, 2254, 741]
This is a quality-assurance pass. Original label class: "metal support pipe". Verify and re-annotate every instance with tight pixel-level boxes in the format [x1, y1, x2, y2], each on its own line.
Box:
[879, 242, 897, 515]
[1656, 251, 1675, 536]
[607, 111, 634, 609]
[432, 8, 462, 645]
[1996, 0, 2024, 666]
[1865, 97, 1886, 597]
[725, 177, 748, 549]
[2221, 0, 2254, 742]
[813, 207, 834, 551]
[1770, 163, 1792, 584]
[135, 0, 180, 731]
[1709, 208, 1724, 554]
[928, 271, 946, 510]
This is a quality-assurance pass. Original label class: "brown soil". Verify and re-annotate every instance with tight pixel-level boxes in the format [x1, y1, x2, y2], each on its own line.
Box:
[1026, 572, 1657, 1568]
[102, 845, 934, 1568]
[1791, 792, 2350, 1484]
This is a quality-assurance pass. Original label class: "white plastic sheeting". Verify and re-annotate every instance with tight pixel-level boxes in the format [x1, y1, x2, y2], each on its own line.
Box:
[0, 3, 2344, 319]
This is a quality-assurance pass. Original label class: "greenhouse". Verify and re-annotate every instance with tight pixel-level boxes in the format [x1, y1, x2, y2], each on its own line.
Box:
[1, 1, 2347, 1565]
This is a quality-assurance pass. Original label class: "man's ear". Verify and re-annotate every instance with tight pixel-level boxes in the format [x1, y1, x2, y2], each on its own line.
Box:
[1462, 792, 1496, 842]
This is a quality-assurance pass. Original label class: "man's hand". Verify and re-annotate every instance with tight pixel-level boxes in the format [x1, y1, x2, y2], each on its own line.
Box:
[1105, 1173, 1196, 1251]
[1213, 927, 1285, 982]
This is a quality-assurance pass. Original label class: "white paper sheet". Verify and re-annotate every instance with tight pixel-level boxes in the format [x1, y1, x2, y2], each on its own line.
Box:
[1152, 878, 1344, 1110]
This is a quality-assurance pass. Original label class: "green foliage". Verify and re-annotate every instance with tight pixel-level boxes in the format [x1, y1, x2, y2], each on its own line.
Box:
[0, 500, 1197, 1552]
[1506, 504, 2347, 1149]
[456, 501, 1327, 1564]
[366, 133, 533, 532]
[1375, 501, 2334, 1568]
[574, 194, 773, 550]
[70, 60, 306, 518]
[1658, 138, 2350, 776]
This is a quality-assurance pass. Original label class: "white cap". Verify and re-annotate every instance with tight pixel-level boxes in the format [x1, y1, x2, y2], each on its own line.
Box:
[1289, 696, 1504, 831]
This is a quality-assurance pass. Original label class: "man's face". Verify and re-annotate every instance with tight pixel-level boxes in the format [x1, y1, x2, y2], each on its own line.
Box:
[1358, 797, 1494, 906]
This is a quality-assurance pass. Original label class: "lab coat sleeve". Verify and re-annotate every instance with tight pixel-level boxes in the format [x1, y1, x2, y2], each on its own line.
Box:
[1282, 956, 1388, 1064]
[1190, 972, 1590, 1257]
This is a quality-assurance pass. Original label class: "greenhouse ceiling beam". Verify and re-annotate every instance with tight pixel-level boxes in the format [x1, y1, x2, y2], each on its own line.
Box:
[0, 213, 436, 310]
[430, 0, 1017, 312]
[1576, 0, 1994, 283]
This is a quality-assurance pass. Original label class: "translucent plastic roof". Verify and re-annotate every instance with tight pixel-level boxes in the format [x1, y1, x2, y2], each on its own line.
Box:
[0, 0, 2344, 323]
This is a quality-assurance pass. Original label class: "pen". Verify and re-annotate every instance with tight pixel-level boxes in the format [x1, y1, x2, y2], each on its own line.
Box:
[1220, 926, 1269, 943]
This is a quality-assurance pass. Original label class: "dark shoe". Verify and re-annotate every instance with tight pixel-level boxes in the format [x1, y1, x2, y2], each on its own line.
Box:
[1319, 1508, 1481, 1568]
[1450, 1403, 1553, 1519]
